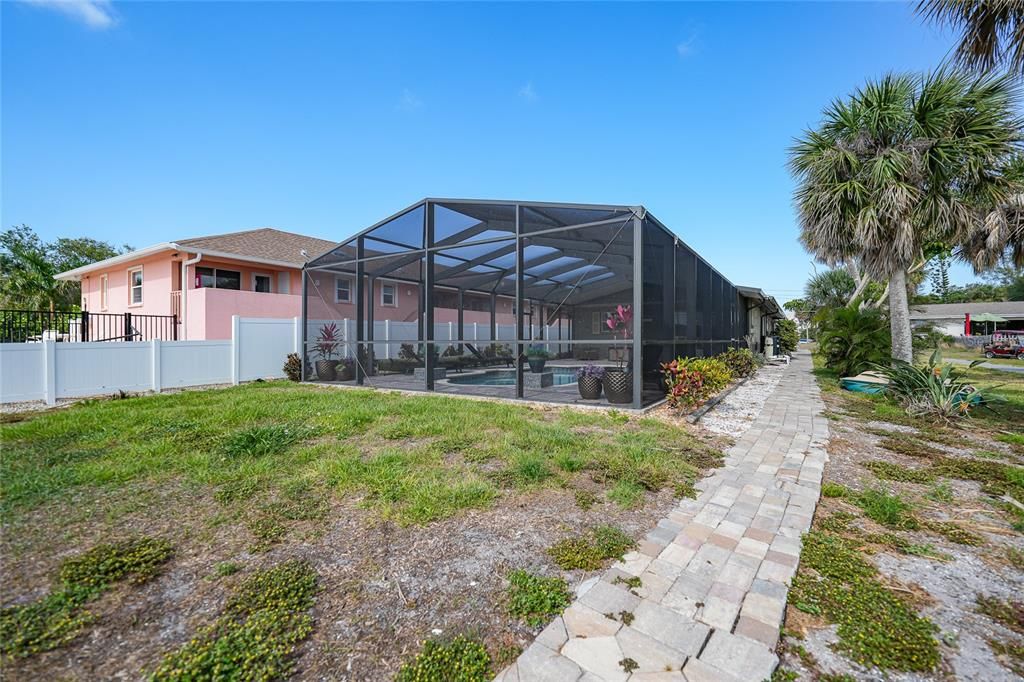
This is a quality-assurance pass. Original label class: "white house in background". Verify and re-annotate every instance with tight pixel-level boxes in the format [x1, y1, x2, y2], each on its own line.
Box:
[909, 301, 1024, 336]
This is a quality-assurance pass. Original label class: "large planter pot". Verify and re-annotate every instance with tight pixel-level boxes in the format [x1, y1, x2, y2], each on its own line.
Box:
[528, 358, 547, 374]
[577, 375, 603, 400]
[603, 369, 633, 404]
[315, 360, 337, 381]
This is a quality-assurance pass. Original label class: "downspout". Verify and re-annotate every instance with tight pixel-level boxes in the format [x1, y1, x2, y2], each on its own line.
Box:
[181, 250, 203, 340]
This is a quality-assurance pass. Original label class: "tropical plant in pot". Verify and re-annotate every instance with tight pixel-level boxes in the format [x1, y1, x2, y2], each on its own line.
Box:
[603, 304, 633, 404]
[525, 345, 551, 373]
[314, 322, 341, 381]
[576, 364, 605, 400]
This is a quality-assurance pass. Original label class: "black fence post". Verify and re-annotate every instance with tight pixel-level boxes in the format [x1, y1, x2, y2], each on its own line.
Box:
[124, 312, 132, 341]
[81, 310, 90, 342]
[172, 314, 178, 340]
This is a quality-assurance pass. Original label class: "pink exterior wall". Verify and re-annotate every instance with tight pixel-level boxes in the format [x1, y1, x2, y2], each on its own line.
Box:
[304, 272, 517, 326]
[80, 252, 177, 316]
[190, 287, 301, 340]
[78, 250, 305, 340]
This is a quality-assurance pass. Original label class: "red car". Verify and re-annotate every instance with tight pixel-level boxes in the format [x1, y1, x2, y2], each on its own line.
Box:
[983, 343, 1024, 359]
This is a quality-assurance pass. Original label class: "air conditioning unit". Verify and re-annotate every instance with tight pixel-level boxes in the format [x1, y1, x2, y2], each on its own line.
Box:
[763, 336, 775, 357]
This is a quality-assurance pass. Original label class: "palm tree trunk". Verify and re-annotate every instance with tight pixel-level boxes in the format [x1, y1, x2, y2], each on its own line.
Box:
[888, 269, 913, 363]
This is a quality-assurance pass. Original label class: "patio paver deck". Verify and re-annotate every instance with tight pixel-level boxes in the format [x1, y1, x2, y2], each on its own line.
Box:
[496, 350, 828, 681]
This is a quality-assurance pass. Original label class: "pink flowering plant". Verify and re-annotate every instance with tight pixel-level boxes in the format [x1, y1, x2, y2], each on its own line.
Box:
[606, 304, 633, 368]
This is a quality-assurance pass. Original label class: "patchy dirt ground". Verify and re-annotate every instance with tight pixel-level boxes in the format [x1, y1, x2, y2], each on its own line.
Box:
[776, 388, 1024, 682]
[1, 443, 698, 681]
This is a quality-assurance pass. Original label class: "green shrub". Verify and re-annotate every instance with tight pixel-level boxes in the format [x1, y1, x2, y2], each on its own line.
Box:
[661, 356, 732, 408]
[871, 350, 994, 420]
[506, 570, 571, 626]
[150, 560, 317, 681]
[718, 347, 757, 378]
[396, 636, 492, 682]
[282, 353, 301, 382]
[817, 307, 890, 377]
[776, 318, 799, 355]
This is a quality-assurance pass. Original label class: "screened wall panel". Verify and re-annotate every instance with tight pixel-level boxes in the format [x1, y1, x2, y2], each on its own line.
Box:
[303, 199, 759, 408]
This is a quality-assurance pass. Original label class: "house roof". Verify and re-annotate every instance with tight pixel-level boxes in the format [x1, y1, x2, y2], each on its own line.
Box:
[176, 228, 336, 267]
[909, 301, 1024, 320]
[56, 228, 336, 280]
[736, 286, 785, 318]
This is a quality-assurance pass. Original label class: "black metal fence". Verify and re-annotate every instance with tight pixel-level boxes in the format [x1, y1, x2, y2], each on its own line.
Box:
[0, 309, 178, 343]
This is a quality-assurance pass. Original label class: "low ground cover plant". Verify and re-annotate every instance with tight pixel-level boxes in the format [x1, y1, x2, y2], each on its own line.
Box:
[505, 570, 571, 626]
[547, 525, 635, 570]
[0, 537, 173, 658]
[149, 559, 317, 680]
[396, 636, 492, 682]
[790, 530, 940, 672]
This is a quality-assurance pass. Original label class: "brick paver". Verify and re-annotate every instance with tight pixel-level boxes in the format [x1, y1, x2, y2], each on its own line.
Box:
[496, 351, 828, 681]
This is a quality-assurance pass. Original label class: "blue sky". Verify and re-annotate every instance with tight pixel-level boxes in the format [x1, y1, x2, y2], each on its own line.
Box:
[2, 1, 972, 303]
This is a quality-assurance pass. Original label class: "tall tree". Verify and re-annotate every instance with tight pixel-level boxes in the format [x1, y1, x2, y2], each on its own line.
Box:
[917, 1, 1024, 75]
[0, 226, 126, 310]
[790, 71, 1023, 362]
[805, 268, 856, 310]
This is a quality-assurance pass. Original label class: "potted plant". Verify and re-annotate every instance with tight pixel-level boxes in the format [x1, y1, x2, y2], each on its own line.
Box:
[336, 358, 355, 381]
[576, 364, 605, 400]
[314, 322, 341, 381]
[603, 304, 633, 404]
[525, 345, 551, 373]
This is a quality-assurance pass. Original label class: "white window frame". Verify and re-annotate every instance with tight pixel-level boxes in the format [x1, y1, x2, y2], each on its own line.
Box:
[335, 276, 352, 303]
[252, 272, 273, 294]
[128, 266, 143, 307]
[380, 283, 397, 307]
[100, 274, 109, 311]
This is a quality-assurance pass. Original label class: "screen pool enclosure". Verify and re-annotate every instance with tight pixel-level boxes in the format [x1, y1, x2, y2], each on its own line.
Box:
[302, 199, 777, 409]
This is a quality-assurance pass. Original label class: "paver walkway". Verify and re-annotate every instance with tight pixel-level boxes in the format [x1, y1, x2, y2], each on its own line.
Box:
[496, 350, 829, 681]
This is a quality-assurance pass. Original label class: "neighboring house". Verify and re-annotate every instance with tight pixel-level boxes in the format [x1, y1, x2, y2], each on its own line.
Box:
[909, 301, 1024, 337]
[56, 228, 336, 340]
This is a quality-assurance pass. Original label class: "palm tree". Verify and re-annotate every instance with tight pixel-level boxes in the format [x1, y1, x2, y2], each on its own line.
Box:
[790, 71, 1023, 362]
[805, 269, 856, 310]
[3, 242, 71, 311]
[918, 1, 1024, 75]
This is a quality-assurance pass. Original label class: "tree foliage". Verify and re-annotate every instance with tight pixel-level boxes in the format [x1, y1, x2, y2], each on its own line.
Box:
[0, 225, 128, 310]
[789, 71, 1024, 360]
[818, 307, 892, 377]
[776, 318, 799, 355]
[806, 269, 856, 309]
[917, 1, 1024, 76]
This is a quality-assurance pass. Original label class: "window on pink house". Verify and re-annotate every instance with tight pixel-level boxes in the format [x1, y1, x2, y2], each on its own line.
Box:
[129, 267, 143, 305]
[381, 283, 397, 307]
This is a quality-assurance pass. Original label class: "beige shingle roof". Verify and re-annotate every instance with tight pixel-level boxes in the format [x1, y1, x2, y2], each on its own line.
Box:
[177, 228, 336, 267]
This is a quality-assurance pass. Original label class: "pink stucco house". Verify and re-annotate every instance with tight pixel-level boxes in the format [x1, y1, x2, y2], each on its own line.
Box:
[56, 228, 336, 340]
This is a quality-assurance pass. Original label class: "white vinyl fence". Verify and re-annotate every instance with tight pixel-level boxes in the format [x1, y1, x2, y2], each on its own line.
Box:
[0, 316, 300, 405]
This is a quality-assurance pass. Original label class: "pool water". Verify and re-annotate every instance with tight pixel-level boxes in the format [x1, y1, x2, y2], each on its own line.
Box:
[447, 367, 578, 386]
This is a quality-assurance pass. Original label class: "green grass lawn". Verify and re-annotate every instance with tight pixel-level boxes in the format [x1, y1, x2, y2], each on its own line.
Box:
[941, 346, 1023, 367]
[1, 381, 715, 528]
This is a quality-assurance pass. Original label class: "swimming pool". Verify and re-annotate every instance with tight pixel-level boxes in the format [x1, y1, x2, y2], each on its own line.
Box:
[446, 367, 578, 386]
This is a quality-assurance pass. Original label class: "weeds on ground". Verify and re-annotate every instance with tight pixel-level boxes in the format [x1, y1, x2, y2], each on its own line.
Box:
[921, 520, 985, 546]
[863, 461, 934, 484]
[506, 570, 571, 627]
[547, 525, 635, 571]
[574, 489, 597, 511]
[221, 424, 316, 460]
[821, 482, 850, 498]
[789, 531, 939, 672]
[0, 537, 173, 658]
[987, 639, 1024, 677]
[975, 595, 1024, 635]
[926, 481, 954, 504]
[855, 488, 919, 530]
[395, 636, 492, 682]
[149, 560, 317, 680]
[1006, 547, 1024, 571]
